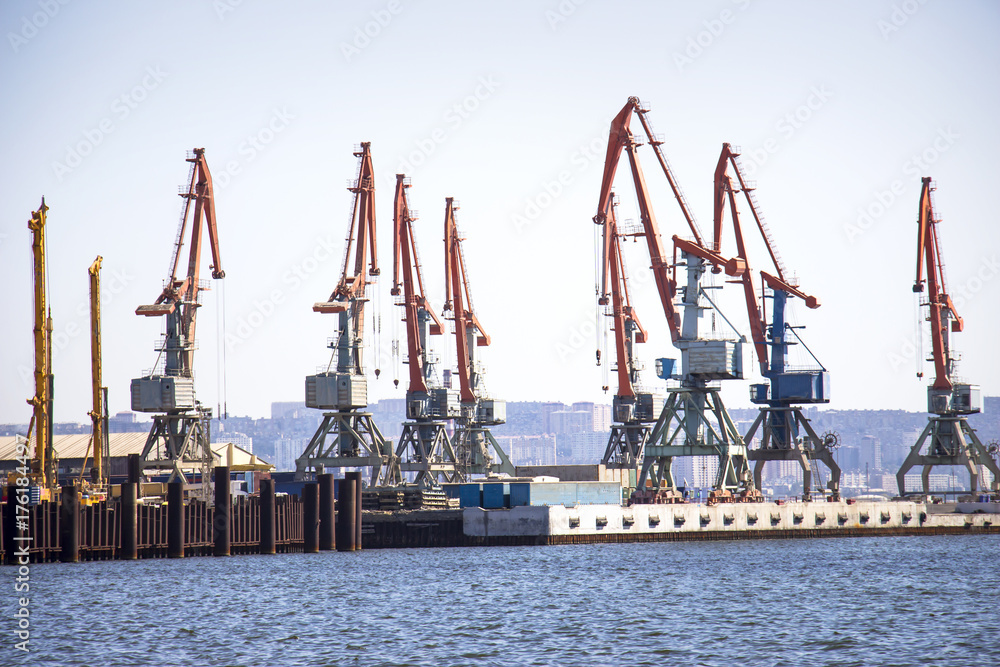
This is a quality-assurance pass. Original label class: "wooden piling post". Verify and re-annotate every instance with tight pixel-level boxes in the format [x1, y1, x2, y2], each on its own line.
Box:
[167, 481, 185, 558]
[302, 483, 319, 553]
[121, 482, 138, 560]
[337, 477, 357, 552]
[259, 479, 275, 555]
[60, 485, 80, 563]
[318, 473, 335, 551]
[213, 466, 231, 557]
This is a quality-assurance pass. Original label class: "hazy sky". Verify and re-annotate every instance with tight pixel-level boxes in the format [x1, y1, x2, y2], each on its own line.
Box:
[2, 1, 998, 425]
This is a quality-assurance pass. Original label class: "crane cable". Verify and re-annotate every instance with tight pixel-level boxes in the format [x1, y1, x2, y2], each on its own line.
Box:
[217, 279, 228, 420]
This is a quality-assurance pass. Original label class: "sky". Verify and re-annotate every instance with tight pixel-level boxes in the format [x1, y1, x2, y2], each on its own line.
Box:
[1, 0, 998, 425]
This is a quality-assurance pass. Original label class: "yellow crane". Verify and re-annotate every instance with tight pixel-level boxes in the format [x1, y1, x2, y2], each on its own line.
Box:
[80, 256, 110, 491]
[26, 199, 55, 494]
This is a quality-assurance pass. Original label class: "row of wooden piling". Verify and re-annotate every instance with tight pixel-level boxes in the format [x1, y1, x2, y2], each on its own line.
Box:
[51, 467, 364, 562]
[301, 470, 363, 553]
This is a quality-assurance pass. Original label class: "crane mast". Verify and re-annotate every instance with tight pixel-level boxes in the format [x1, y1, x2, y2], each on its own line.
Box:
[594, 98, 752, 499]
[382, 175, 461, 487]
[711, 144, 840, 500]
[597, 193, 656, 477]
[86, 256, 110, 489]
[296, 142, 392, 485]
[25, 199, 56, 494]
[442, 198, 513, 478]
[131, 148, 224, 499]
[897, 178, 998, 495]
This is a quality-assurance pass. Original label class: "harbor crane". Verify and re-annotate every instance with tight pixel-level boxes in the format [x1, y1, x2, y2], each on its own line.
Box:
[594, 97, 752, 498]
[383, 175, 462, 487]
[442, 197, 514, 478]
[296, 142, 393, 486]
[897, 178, 999, 496]
[83, 256, 110, 489]
[132, 149, 224, 499]
[24, 199, 56, 495]
[711, 144, 840, 501]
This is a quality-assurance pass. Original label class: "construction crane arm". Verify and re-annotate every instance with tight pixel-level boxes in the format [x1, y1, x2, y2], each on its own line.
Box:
[913, 177, 958, 390]
[392, 175, 443, 394]
[314, 143, 377, 314]
[712, 143, 820, 377]
[594, 98, 688, 344]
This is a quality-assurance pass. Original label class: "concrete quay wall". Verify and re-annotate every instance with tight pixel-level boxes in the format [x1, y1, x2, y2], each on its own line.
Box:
[463, 501, 999, 541]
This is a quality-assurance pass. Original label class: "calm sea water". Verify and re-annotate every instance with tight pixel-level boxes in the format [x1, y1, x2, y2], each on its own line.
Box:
[4, 535, 998, 667]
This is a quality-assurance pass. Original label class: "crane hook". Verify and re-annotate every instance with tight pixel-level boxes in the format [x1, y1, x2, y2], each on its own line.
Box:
[596, 349, 602, 366]
[393, 378, 399, 388]
[374, 368, 381, 378]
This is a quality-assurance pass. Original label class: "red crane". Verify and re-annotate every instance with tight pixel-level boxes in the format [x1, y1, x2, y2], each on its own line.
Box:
[593, 98, 753, 497]
[297, 142, 390, 484]
[386, 175, 460, 487]
[132, 148, 224, 494]
[390, 175, 444, 395]
[135, 148, 224, 378]
[897, 178, 998, 496]
[443, 197, 512, 476]
[594, 97, 698, 343]
[912, 177, 962, 393]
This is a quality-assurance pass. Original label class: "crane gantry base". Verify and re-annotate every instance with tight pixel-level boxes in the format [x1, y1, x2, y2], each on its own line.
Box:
[897, 416, 1000, 496]
[384, 421, 462, 488]
[639, 387, 752, 494]
[601, 424, 651, 474]
[295, 411, 393, 487]
[744, 406, 841, 501]
[139, 410, 213, 503]
[454, 426, 515, 479]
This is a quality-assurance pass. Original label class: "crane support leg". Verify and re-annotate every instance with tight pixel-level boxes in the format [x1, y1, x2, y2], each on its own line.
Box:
[295, 411, 392, 486]
[639, 388, 750, 494]
[897, 417, 1000, 496]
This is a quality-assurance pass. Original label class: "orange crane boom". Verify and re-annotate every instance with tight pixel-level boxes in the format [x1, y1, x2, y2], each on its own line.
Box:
[391, 174, 444, 394]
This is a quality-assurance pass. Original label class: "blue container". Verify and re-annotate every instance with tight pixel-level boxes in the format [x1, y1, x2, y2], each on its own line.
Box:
[441, 483, 461, 500]
[482, 483, 508, 509]
[459, 483, 483, 508]
[509, 483, 530, 507]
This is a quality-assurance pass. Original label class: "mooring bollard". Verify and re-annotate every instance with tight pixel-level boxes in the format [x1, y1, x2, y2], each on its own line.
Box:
[167, 481, 185, 559]
[346, 470, 363, 551]
[121, 482, 138, 560]
[302, 482, 319, 553]
[337, 477, 357, 552]
[60, 485, 80, 563]
[214, 466, 231, 557]
[318, 473, 335, 551]
[259, 478, 276, 555]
